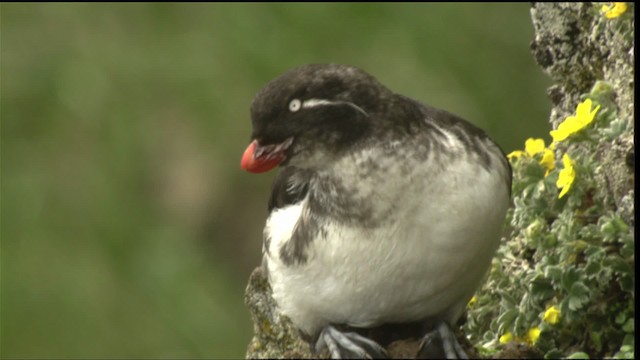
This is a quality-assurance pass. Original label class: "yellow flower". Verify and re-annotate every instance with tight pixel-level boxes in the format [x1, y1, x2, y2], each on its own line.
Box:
[601, 2, 628, 18]
[509, 137, 544, 160]
[550, 99, 600, 142]
[467, 295, 477, 308]
[499, 332, 513, 344]
[543, 306, 561, 324]
[557, 153, 576, 198]
[509, 138, 556, 176]
[525, 138, 545, 156]
[507, 150, 526, 160]
[500, 328, 542, 346]
[523, 327, 541, 344]
[540, 148, 556, 175]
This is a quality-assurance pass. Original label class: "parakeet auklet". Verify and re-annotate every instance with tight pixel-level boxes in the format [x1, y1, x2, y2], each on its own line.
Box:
[241, 64, 511, 359]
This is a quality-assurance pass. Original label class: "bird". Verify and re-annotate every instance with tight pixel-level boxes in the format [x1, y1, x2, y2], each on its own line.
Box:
[240, 64, 511, 359]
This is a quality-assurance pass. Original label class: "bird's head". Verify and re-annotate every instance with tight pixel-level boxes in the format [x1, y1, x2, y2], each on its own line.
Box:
[241, 64, 392, 173]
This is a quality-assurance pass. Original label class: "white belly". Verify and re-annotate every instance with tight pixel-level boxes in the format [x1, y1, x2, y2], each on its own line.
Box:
[264, 155, 509, 337]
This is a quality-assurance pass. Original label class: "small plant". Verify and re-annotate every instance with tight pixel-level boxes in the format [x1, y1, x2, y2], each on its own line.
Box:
[465, 79, 634, 358]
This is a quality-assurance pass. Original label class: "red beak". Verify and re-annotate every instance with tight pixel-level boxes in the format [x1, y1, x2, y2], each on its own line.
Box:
[240, 138, 294, 173]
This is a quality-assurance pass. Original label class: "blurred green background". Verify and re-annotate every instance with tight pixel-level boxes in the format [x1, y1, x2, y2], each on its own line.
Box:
[1, 3, 551, 359]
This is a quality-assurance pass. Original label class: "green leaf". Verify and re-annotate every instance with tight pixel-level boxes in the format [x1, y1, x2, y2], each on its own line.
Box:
[622, 318, 634, 333]
[609, 118, 628, 134]
[523, 162, 546, 180]
[590, 328, 603, 352]
[599, 215, 630, 242]
[512, 312, 533, 336]
[620, 240, 634, 258]
[530, 278, 554, 302]
[618, 274, 634, 292]
[568, 282, 590, 311]
[541, 234, 558, 249]
[614, 342, 635, 359]
[566, 351, 590, 359]
[602, 256, 632, 282]
[545, 265, 563, 282]
[600, 118, 628, 141]
[622, 334, 635, 347]
[561, 268, 582, 290]
[496, 308, 518, 334]
[615, 312, 628, 325]
[499, 291, 518, 309]
[544, 349, 564, 359]
[583, 244, 604, 258]
[589, 80, 614, 98]
[584, 260, 601, 277]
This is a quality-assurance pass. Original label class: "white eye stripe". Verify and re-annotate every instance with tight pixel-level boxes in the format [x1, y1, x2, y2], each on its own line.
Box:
[301, 98, 369, 117]
[301, 99, 336, 108]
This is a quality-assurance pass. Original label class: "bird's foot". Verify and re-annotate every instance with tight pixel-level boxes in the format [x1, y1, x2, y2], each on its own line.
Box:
[417, 322, 468, 359]
[315, 325, 388, 359]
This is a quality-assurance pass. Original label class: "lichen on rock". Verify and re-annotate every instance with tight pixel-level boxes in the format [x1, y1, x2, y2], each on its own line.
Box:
[245, 267, 312, 359]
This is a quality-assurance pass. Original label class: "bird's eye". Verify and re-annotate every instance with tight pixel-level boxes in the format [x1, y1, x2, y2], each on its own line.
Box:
[289, 99, 302, 112]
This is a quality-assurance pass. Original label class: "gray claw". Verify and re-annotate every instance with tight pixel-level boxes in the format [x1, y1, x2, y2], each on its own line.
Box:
[419, 322, 468, 359]
[315, 325, 387, 359]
